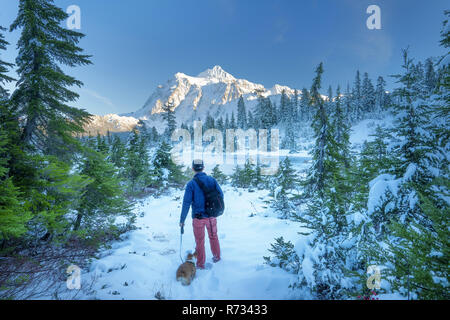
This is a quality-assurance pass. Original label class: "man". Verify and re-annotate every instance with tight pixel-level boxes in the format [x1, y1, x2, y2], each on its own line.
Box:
[179, 159, 223, 269]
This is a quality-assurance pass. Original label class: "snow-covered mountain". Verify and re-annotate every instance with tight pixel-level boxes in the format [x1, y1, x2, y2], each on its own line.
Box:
[84, 113, 140, 136]
[86, 66, 297, 134]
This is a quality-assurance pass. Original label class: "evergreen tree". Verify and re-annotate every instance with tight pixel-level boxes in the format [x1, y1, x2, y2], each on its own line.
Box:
[0, 23, 32, 242]
[375, 76, 388, 111]
[0, 26, 35, 206]
[381, 34, 450, 299]
[216, 117, 224, 133]
[26, 156, 91, 242]
[352, 70, 362, 121]
[150, 126, 159, 143]
[211, 164, 228, 185]
[360, 48, 449, 300]
[350, 19, 450, 299]
[412, 61, 425, 90]
[247, 110, 255, 129]
[389, 179, 449, 299]
[266, 98, 277, 127]
[110, 135, 126, 170]
[269, 157, 299, 219]
[278, 88, 295, 146]
[264, 236, 300, 273]
[391, 51, 431, 176]
[230, 111, 237, 129]
[137, 120, 150, 147]
[325, 86, 333, 114]
[152, 141, 186, 188]
[204, 112, 215, 130]
[124, 128, 151, 194]
[253, 92, 275, 129]
[434, 11, 450, 145]
[333, 85, 351, 168]
[272, 64, 354, 299]
[162, 100, 176, 140]
[351, 125, 393, 213]
[303, 63, 340, 198]
[107, 130, 114, 146]
[10, 0, 92, 157]
[424, 58, 437, 93]
[279, 90, 290, 123]
[74, 145, 132, 233]
[237, 96, 247, 129]
[0, 26, 14, 98]
[180, 122, 188, 132]
[96, 133, 108, 155]
[282, 118, 297, 152]
[361, 72, 375, 114]
[299, 88, 310, 122]
[215, 117, 225, 151]
[343, 83, 352, 120]
[293, 89, 300, 123]
[0, 128, 31, 241]
[231, 160, 258, 189]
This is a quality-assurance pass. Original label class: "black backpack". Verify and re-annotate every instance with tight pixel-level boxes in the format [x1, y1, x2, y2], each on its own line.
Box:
[193, 176, 224, 218]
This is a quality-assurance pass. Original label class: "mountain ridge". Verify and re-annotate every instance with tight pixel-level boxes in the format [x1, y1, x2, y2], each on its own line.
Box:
[86, 65, 298, 135]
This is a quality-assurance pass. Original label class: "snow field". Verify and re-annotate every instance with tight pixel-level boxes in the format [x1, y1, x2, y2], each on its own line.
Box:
[83, 186, 306, 300]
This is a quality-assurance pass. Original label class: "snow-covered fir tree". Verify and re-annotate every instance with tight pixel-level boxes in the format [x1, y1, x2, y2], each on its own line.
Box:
[247, 110, 255, 129]
[299, 88, 310, 122]
[424, 57, 438, 93]
[361, 72, 376, 114]
[381, 43, 449, 299]
[351, 70, 362, 121]
[211, 164, 228, 185]
[333, 85, 351, 168]
[231, 160, 262, 189]
[303, 63, 341, 199]
[268, 157, 300, 219]
[110, 134, 126, 171]
[375, 76, 388, 112]
[279, 90, 290, 123]
[151, 140, 186, 188]
[356, 46, 449, 299]
[162, 100, 176, 141]
[268, 63, 357, 299]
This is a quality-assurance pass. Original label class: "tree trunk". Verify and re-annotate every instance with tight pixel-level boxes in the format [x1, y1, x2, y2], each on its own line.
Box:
[73, 212, 83, 231]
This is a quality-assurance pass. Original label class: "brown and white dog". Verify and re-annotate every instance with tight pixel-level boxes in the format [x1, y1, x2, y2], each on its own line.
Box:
[176, 252, 198, 286]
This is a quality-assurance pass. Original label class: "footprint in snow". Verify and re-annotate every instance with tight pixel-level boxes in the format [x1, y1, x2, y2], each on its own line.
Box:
[209, 275, 220, 290]
[153, 233, 169, 242]
[159, 249, 176, 256]
[203, 262, 213, 270]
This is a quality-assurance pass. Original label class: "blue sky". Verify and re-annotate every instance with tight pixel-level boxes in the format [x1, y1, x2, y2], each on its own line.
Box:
[0, 0, 448, 115]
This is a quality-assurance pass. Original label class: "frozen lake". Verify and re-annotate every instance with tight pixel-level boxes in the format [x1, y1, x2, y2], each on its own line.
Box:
[171, 149, 311, 175]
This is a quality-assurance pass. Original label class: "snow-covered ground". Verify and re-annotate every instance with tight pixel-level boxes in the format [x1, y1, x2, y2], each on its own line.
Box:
[79, 186, 308, 300]
[70, 116, 394, 300]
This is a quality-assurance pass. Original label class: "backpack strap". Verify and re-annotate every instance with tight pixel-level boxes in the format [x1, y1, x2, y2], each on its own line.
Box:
[193, 176, 210, 195]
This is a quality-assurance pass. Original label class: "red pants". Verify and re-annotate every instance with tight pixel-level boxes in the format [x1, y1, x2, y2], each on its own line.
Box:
[192, 217, 221, 268]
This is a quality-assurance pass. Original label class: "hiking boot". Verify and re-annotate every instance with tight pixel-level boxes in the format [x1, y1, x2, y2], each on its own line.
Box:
[212, 256, 221, 263]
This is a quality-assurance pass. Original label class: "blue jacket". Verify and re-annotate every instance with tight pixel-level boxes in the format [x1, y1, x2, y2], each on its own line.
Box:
[179, 172, 224, 224]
